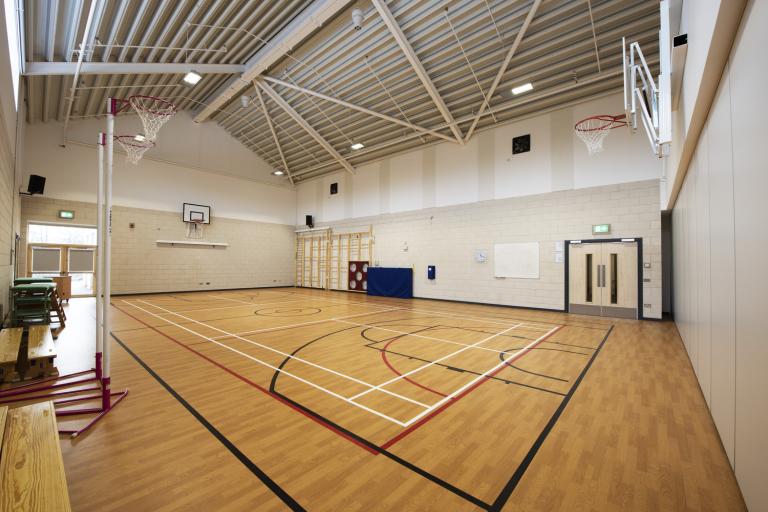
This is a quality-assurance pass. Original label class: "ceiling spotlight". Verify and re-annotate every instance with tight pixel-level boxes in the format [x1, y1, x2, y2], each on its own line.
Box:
[183, 70, 202, 86]
[511, 83, 534, 95]
[133, 134, 146, 142]
[352, 9, 364, 30]
[272, 170, 285, 176]
[350, 142, 365, 150]
[240, 95, 250, 108]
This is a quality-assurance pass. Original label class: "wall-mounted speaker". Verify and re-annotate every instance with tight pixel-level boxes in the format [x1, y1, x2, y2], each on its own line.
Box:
[306, 215, 314, 228]
[27, 175, 46, 195]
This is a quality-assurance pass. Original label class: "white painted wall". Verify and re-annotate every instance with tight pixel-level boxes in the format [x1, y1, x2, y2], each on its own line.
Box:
[673, 2, 767, 510]
[0, 3, 22, 322]
[24, 118, 296, 225]
[295, 93, 663, 318]
[297, 92, 662, 224]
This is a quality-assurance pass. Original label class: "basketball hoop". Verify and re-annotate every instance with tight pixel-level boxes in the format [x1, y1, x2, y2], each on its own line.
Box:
[574, 114, 627, 155]
[128, 95, 177, 141]
[185, 219, 205, 240]
[114, 135, 155, 165]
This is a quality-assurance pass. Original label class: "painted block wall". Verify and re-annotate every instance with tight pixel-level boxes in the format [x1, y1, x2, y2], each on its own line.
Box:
[324, 179, 662, 317]
[296, 93, 662, 225]
[19, 196, 295, 294]
[24, 116, 296, 226]
[672, 1, 767, 509]
[0, 3, 21, 323]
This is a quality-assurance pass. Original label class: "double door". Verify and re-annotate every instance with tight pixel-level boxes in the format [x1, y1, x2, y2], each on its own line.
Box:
[568, 241, 638, 319]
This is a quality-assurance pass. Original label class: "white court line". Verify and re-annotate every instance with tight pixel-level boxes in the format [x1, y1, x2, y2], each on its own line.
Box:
[134, 299, 430, 409]
[121, 301, 409, 426]
[210, 307, 403, 339]
[400, 325, 561, 427]
[285, 291, 554, 331]
[333, 319, 512, 354]
[160, 298, 349, 316]
[349, 322, 523, 402]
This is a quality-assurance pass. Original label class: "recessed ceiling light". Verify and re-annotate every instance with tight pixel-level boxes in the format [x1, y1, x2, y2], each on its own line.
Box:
[511, 83, 533, 95]
[133, 134, 146, 142]
[350, 142, 365, 150]
[272, 170, 285, 176]
[183, 70, 202, 86]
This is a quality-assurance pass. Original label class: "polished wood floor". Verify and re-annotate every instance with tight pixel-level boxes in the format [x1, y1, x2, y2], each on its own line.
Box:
[23, 288, 745, 511]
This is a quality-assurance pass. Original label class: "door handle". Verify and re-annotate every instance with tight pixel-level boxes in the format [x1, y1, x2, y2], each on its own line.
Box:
[599, 264, 606, 287]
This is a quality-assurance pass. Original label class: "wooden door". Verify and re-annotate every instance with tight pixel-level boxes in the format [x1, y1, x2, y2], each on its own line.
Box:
[568, 243, 603, 316]
[600, 241, 638, 318]
[568, 241, 639, 319]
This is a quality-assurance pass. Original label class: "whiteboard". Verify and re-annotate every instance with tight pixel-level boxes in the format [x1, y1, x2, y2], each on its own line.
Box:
[494, 242, 540, 279]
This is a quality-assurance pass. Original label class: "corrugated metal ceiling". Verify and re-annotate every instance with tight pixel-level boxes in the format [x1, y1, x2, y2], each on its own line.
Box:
[23, 0, 660, 182]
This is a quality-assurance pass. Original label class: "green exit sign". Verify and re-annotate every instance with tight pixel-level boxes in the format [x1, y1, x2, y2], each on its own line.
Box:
[58, 210, 75, 219]
[592, 224, 610, 234]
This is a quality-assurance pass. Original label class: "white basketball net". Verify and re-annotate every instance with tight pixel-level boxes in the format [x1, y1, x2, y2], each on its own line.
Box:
[129, 96, 176, 141]
[574, 115, 625, 155]
[115, 136, 154, 165]
[185, 221, 204, 239]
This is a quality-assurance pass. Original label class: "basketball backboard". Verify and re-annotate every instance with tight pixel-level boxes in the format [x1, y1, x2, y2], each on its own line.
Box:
[182, 203, 211, 224]
[622, 0, 672, 157]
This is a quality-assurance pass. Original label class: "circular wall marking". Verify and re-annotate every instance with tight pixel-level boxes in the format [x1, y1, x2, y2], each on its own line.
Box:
[255, 307, 322, 317]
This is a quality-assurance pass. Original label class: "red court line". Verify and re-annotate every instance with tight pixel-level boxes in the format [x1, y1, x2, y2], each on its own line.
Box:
[380, 325, 563, 451]
[113, 303, 379, 454]
[381, 337, 448, 398]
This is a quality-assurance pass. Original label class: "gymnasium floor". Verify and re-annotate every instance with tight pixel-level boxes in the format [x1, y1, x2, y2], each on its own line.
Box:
[53, 288, 744, 511]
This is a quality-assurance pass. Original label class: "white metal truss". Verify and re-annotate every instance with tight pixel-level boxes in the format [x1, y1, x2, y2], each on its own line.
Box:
[25, 62, 245, 75]
[192, 0, 349, 123]
[262, 76, 455, 143]
[256, 80, 355, 175]
[463, 0, 542, 142]
[371, 0, 464, 145]
[254, 84, 293, 185]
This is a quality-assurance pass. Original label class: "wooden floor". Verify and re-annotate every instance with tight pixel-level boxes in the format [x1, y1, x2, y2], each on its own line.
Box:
[21, 288, 745, 511]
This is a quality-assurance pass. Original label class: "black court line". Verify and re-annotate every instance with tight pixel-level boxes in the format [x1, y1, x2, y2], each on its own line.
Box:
[111, 332, 305, 512]
[118, 296, 612, 510]
[270, 389, 492, 510]
[488, 325, 614, 511]
[360, 330, 567, 397]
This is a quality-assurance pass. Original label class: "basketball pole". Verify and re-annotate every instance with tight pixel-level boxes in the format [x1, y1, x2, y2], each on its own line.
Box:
[102, 98, 114, 411]
[0, 101, 128, 436]
[96, 133, 104, 382]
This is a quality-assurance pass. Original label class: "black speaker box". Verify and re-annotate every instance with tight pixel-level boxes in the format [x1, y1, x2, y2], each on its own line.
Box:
[306, 215, 314, 228]
[28, 175, 46, 195]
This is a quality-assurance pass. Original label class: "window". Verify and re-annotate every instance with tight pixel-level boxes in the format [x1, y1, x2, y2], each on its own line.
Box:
[4, 0, 21, 109]
[28, 223, 97, 245]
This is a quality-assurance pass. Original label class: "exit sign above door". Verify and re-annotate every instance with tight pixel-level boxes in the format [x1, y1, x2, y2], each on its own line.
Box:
[58, 210, 75, 220]
[592, 224, 610, 234]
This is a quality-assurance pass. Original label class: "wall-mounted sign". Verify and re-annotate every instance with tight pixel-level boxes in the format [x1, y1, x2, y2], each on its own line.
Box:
[58, 210, 75, 220]
[592, 223, 610, 234]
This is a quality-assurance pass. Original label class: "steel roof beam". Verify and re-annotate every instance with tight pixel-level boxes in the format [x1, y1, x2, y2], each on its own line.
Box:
[463, 0, 542, 143]
[263, 76, 456, 144]
[371, 0, 464, 144]
[257, 80, 355, 175]
[193, 0, 350, 123]
[254, 84, 294, 185]
[25, 62, 245, 75]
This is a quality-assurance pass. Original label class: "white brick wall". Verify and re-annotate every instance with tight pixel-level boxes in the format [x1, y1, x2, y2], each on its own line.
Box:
[0, 104, 13, 322]
[19, 196, 296, 294]
[317, 180, 662, 318]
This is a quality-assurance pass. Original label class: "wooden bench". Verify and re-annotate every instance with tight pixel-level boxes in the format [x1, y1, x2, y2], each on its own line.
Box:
[0, 401, 72, 511]
[26, 326, 59, 380]
[0, 328, 23, 383]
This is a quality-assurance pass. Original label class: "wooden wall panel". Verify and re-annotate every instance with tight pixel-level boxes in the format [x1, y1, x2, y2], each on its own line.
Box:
[730, 1, 768, 508]
[706, 66, 736, 467]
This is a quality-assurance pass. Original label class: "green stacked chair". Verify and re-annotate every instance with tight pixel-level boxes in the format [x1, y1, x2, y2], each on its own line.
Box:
[11, 283, 57, 327]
